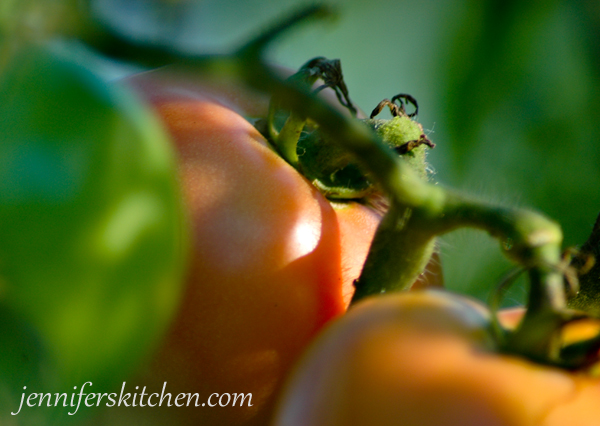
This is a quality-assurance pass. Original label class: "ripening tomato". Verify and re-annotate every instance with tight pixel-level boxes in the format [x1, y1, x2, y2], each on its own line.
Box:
[272, 290, 600, 426]
[101, 67, 440, 426]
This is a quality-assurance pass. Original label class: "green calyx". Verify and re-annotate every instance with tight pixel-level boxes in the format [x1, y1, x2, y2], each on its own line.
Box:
[260, 56, 435, 205]
[296, 115, 432, 201]
[260, 57, 439, 298]
[366, 116, 431, 181]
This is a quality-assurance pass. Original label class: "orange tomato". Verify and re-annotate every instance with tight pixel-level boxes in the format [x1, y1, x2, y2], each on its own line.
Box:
[273, 290, 600, 426]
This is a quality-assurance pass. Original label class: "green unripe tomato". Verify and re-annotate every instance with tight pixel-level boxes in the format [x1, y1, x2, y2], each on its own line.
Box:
[0, 43, 188, 421]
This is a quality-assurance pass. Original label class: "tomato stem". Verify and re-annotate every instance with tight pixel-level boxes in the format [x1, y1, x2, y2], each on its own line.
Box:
[352, 187, 565, 308]
[352, 205, 436, 301]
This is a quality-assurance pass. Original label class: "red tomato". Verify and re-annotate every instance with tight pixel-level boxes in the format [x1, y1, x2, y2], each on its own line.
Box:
[272, 290, 600, 426]
[108, 67, 442, 426]
[99, 67, 387, 426]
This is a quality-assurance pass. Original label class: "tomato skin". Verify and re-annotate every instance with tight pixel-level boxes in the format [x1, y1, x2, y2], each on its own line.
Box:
[115, 68, 386, 426]
[272, 290, 600, 426]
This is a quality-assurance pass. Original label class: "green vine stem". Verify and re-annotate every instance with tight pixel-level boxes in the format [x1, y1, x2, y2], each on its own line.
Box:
[89, 5, 571, 364]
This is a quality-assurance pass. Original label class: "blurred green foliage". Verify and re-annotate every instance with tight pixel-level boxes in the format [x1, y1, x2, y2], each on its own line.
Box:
[437, 0, 600, 302]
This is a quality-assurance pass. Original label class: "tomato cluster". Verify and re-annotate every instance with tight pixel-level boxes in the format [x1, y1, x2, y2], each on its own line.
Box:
[4, 6, 600, 426]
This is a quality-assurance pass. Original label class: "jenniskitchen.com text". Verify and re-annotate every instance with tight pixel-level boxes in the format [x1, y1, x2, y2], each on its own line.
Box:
[11, 382, 252, 416]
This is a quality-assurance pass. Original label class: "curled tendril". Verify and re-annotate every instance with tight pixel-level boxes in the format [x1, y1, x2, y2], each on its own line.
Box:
[293, 57, 357, 117]
[370, 93, 418, 118]
[490, 253, 582, 312]
[393, 134, 436, 154]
